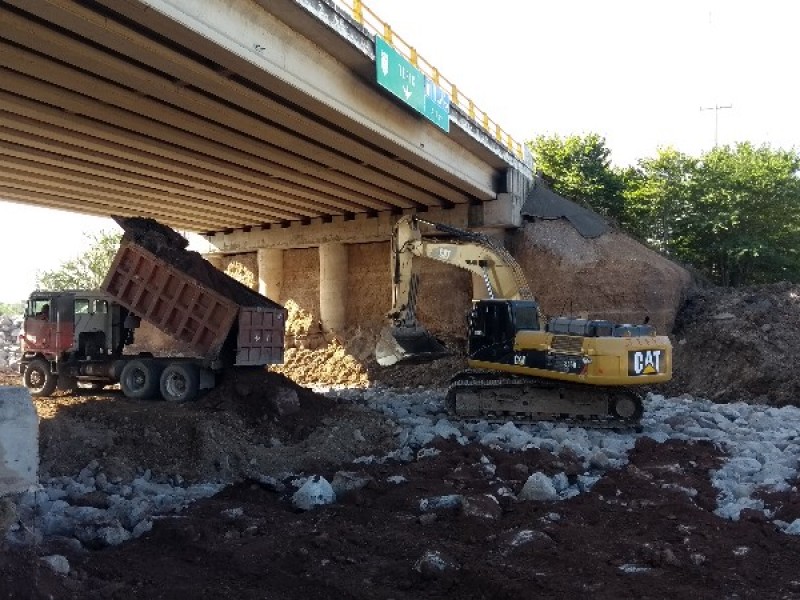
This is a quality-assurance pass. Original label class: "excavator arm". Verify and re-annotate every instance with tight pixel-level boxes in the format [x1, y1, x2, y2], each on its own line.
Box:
[377, 216, 534, 366]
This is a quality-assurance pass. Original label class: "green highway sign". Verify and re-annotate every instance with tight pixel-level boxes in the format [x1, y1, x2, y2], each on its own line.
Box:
[424, 77, 450, 132]
[375, 36, 450, 132]
[376, 36, 424, 113]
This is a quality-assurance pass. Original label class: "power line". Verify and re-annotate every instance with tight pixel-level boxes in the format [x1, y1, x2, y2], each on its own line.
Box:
[700, 104, 733, 147]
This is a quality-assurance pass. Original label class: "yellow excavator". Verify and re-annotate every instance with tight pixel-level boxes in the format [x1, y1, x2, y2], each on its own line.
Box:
[376, 216, 672, 426]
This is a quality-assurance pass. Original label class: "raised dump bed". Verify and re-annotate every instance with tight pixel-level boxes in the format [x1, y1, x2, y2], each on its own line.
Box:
[103, 217, 285, 367]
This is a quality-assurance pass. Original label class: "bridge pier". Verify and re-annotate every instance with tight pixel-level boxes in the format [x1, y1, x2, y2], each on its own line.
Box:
[257, 248, 284, 303]
[205, 254, 225, 271]
[319, 242, 348, 333]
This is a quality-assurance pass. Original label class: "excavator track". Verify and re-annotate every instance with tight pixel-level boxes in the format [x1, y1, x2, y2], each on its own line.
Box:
[445, 370, 644, 430]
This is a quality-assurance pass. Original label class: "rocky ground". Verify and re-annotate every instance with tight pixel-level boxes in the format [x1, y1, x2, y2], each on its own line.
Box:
[1, 281, 799, 599]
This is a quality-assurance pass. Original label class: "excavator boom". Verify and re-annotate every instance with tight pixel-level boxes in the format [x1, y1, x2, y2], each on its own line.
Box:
[377, 216, 533, 366]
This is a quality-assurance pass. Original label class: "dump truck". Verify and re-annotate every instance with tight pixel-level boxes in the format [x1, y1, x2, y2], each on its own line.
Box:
[19, 217, 285, 402]
[376, 216, 672, 426]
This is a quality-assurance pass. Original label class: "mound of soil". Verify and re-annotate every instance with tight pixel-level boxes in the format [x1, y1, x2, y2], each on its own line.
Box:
[666, 282, 800, 405]
[513, 220, 692, 335]
[33, 369, 393, 483]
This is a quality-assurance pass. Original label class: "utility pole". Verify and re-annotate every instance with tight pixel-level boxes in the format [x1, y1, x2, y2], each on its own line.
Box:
[700, 104, 732, 147]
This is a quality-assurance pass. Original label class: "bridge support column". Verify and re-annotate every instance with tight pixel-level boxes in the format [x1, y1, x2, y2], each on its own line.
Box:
[257, 248, 284, 303]
[319, 243, 348, 333]
[205, 254, 225, 270]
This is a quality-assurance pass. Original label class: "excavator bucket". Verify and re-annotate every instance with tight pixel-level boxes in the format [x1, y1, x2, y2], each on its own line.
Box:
[375, 325, 449, 366]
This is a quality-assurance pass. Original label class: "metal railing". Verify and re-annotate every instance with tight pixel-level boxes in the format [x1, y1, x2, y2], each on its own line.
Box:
[334, 0, 524, 160]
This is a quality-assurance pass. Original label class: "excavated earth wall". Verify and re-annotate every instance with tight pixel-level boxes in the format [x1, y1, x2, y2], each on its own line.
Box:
[512, 220, 692, 335]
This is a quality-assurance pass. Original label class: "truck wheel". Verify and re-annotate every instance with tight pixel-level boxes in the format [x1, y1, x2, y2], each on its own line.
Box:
[23, 359, 57, 397]
[120, 360, 162, 400]
[159, 363, 200, 403]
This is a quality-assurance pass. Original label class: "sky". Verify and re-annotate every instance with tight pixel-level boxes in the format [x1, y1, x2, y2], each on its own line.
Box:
[1, 0, 798, 303]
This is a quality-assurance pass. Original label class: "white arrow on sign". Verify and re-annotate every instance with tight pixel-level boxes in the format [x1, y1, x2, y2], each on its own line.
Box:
[403, 85, 412, 100]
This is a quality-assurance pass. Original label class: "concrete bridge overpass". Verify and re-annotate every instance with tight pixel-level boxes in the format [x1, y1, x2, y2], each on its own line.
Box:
[0, 0, 534, 330]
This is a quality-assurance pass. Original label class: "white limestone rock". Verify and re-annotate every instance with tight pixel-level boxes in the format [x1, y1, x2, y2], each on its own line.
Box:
[292, 476, 335, 511]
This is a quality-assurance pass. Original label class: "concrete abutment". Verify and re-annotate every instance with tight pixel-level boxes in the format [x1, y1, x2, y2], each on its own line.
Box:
[0, 387, 38, 499]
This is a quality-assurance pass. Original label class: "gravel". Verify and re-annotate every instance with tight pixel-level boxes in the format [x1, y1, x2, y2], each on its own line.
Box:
[8, 384, 800, 549]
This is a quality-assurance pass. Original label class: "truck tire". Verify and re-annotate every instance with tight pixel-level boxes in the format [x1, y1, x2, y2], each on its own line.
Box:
[23, 359, 57, 397]
[159, 363, 200, 403]
[120, 360, 162, 400]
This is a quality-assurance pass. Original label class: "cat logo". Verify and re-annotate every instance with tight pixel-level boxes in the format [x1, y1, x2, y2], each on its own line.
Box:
[628, 350, 662, 376]
[437, 247, 453, 261]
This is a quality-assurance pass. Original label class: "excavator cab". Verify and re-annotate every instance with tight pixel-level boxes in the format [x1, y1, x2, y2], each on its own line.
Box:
[467, 300, 541, 362]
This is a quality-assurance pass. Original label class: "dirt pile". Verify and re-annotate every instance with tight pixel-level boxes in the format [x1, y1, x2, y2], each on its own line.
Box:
[34, 370, 393, 484]
[513, 220, 692, 334]
[269, 217, 694, 389]
[666, 281, 800, 405]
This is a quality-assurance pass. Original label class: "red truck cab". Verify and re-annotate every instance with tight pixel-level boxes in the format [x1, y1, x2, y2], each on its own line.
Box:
[20, 291, 137, 396]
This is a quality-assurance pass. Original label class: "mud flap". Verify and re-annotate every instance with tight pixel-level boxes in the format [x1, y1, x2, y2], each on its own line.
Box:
[375, 326, 449, 366]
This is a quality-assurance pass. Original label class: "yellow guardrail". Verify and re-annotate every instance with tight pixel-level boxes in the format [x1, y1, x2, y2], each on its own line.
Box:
[334, 0, 524, 160]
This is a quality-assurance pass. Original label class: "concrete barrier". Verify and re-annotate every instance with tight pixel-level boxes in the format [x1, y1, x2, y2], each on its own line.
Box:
[0, 387, 38, 496]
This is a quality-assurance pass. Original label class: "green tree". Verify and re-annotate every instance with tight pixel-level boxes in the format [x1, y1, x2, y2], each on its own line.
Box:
[527, 133, 625, 220]
[621, 147, 699, 253]
[36, 231, 122, 290]
[692, 143, 800, 285]
[0, 302, 24, 316]
[622, 143, 800, 285]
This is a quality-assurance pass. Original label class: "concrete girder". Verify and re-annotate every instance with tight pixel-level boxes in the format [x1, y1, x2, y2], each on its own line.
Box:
[0, 120, 321, 222]
[207, 204, 471, 253]
[0, 152, 285, 227]
[0, 188, 222, 231]
[3, 0, 475, 208]
[95, 0, 499, 201]
[0, 91, 398, 217]
[0, 66, 401, 215]
[0, 172, 236, 230]
[0, 30, 433, 211]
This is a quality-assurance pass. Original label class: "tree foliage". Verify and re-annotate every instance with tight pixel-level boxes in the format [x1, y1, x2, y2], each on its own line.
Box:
[527, 134, 800, 286]
[624, 143, 800, 286]
[0, 302, 23, 316]
[36, 231, 122, 291]
[528, 133, 625, 220]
